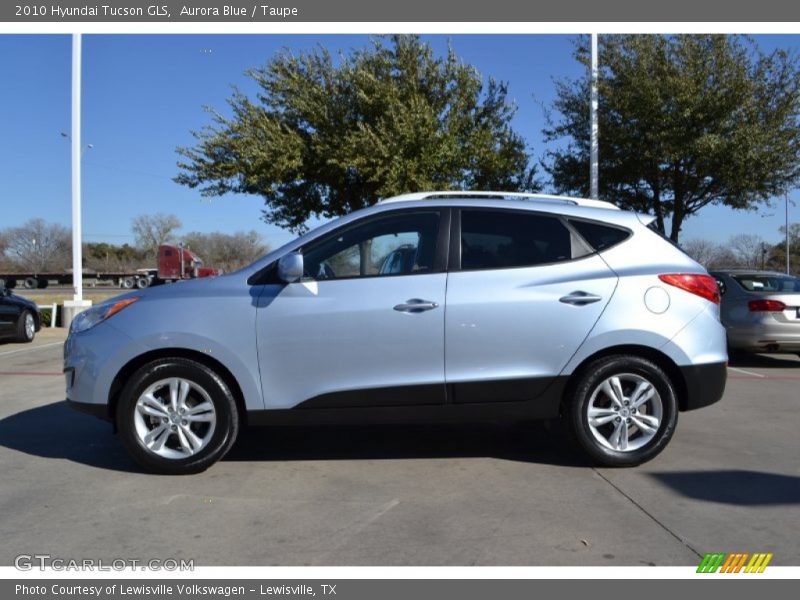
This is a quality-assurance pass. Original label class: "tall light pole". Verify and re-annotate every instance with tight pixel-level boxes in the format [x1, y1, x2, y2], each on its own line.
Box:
[590, 33, 599, 200]
[71, 33, 83, 302]
[63, 33, 92, 326]
[786, 191, 791, 275]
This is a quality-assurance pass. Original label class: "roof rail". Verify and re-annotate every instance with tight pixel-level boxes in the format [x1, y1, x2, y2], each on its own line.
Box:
[378, 190, 619, 210]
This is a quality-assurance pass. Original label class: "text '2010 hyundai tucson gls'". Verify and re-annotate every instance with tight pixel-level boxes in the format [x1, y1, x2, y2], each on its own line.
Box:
[65, 192, 727, 474]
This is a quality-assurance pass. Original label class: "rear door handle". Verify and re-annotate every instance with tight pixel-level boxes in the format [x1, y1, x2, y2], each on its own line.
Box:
[559, 291, 603, 306]
[393, 298, 439, 313]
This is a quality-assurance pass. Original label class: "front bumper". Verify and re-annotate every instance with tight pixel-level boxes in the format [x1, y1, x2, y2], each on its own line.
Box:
[679, 361, 727, 411]
[63, 321, 141, 409]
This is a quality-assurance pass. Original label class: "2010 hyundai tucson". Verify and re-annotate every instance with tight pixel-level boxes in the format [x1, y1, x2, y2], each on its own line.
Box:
[65, 192, 727, 474]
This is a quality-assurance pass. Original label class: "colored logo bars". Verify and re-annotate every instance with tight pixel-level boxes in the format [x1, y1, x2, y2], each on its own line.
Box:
[697, 552, 773, 573]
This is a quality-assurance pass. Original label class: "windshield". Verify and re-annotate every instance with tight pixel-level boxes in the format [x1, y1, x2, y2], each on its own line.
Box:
[732, 274, 800, 293]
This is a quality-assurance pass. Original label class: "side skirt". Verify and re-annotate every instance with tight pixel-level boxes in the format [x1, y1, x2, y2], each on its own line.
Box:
[247, 377, 568, 427]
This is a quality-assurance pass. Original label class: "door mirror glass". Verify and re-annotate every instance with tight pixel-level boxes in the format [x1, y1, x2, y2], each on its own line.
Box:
[277, 252, 304, 283]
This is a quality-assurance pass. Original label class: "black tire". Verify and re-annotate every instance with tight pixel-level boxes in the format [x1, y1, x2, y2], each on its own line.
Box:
[16, 310, 36, 343]
[564, 355, 678, 467]
[116, 358, 239, 475]
[23, 277, 37, 289]
[136, 277, 150, 289]
[6, 278, 16, 289]
[121, 277, 135, 289]
[37, 278, 49, 289]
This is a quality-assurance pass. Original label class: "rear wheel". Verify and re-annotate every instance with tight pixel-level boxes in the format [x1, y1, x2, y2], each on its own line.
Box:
[116, 358, 239, 474]
[16, 310, 36, 343]
[23, 277, 37, 289]
[564, 355, 678, 467]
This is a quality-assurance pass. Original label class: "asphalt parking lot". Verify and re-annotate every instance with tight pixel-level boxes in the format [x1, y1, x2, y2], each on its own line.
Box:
[0, 330, 798, 566]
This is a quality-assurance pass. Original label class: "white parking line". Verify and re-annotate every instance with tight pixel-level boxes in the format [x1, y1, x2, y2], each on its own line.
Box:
[727, 366, 766, 378]
[0, 341, 63, 358]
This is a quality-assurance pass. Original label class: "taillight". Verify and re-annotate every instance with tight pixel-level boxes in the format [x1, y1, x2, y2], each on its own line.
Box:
[748, 299, 787, 312]
[658, 274, 721, 305]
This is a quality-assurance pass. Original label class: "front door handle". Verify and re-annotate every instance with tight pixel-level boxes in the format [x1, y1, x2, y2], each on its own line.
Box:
[559, 291, 603, 306]
[393, 298, 440, 313]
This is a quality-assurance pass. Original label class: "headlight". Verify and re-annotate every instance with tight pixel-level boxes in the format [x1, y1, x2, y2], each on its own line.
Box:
[70, 298, 138, 334]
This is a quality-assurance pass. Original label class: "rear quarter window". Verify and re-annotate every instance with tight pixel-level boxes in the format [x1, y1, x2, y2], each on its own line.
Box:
[568, 219, 630, 251]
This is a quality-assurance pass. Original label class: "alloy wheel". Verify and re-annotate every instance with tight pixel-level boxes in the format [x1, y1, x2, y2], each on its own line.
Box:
[133, 377, 217, 459]
[24, 313, 35, 340]
[586, 373, 663, 452]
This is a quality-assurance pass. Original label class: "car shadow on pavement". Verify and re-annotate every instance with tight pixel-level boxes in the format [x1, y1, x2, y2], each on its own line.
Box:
[224, 421, 590, 468]
[0, 401, 137, 471]
[727, 353, 800, 369]
[0, 401, 589, 472]
[650, 470, 800, 506]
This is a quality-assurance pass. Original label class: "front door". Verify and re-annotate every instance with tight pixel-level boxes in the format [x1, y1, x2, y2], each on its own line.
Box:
[255, 209, 448, 409]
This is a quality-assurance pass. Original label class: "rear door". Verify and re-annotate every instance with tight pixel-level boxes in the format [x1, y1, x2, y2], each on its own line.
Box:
[444, 208, 618, 402]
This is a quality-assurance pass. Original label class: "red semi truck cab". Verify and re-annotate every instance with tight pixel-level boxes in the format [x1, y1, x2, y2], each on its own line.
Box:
[157, 245, 220, 281]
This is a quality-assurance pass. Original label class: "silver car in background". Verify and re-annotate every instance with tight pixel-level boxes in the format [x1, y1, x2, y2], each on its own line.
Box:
[711, 270, 800, 355]
[65, 191, 728, 474]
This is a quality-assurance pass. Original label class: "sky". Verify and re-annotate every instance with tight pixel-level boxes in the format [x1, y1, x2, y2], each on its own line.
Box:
[0, 33, 799, 250]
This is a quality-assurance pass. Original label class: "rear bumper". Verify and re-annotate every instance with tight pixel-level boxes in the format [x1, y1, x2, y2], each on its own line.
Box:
[727, 323, 800, 352]
[679, 361, 727, 411]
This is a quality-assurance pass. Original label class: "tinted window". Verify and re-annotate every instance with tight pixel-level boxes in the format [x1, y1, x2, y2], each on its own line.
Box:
[569, 219, 629, 251]
[460, 210, 573, 270]
[303, 212, 440, 280]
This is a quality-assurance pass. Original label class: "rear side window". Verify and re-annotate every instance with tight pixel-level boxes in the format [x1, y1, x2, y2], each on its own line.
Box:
[460, 210, 574, 270]
[569, 219, 630, 251]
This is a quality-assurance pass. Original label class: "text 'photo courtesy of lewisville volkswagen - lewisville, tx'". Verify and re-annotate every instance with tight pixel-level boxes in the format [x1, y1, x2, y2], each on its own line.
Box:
[1, 1, 800, 592]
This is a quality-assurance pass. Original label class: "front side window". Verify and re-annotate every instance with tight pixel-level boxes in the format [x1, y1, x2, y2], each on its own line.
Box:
[302, 211, 440, 280]
[460, 210, 575, 270]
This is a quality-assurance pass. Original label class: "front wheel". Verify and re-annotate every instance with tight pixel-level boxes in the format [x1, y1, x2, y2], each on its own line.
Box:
[116, 358, 239, 474]
[564, 355, 678, 467]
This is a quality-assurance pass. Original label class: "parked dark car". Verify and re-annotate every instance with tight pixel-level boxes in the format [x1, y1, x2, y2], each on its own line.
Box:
[0, 286, 40, 343]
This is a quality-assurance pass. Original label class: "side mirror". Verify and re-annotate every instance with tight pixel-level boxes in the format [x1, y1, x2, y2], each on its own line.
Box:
[1, 287, 10, 297]
[277, 252, 304, 283]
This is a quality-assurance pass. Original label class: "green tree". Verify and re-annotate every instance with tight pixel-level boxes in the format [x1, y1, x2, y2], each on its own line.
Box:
[176, 35, 537, 233]
[545, 35, 800, 242]
[84, 242, 146, 272]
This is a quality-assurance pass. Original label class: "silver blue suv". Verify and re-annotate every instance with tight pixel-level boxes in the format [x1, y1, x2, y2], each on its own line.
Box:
[65, 192, 727, 474]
